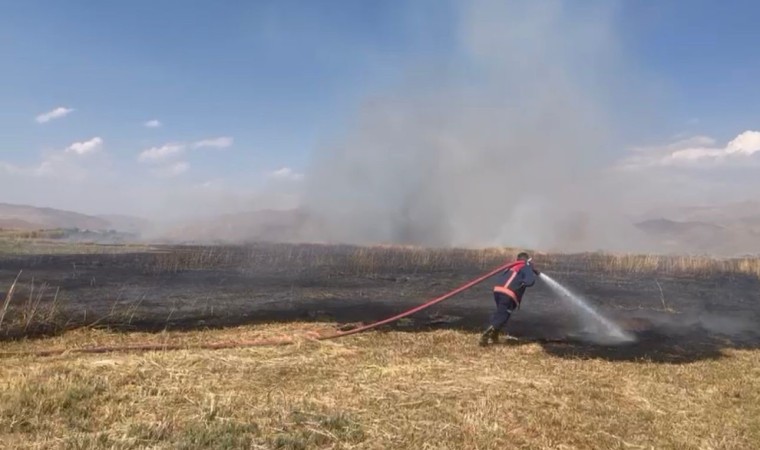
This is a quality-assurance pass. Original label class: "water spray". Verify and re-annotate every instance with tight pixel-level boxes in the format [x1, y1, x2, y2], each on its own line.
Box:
[540, 273, 636, 345]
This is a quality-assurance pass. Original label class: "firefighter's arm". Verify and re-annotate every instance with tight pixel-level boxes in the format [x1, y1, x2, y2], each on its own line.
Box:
[521, 265, 537, 287]
[527, 258, 541, 276]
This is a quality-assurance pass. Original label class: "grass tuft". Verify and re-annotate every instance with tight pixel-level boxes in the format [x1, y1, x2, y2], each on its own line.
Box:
[2, 372, 106, 433]
[176, 421, 259, 450]
[269, 410, 365, 449]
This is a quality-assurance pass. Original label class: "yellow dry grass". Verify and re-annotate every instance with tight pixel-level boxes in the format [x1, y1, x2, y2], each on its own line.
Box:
[2, 237, 759, 278]
[0, 236, 149, 256]
[342, 246, 760, 278]
[142, 244, 760, 278]
[580, 252, 760, 278]
[2, 324, 759, 449]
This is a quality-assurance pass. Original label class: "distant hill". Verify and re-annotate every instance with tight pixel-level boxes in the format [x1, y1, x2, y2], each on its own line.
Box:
[157, 209, 320, 244]
[642, 200, 760, 226]
[3, 201, 759, 255]
[97, 214, 153, 235]
[0, 203, 150, 234]
[0, 218, 40, 229]
[635, 217, 760, 256]
[0, 203, 110, 230]
[635, 218, 724, 236]
[160, 206, 760, 256]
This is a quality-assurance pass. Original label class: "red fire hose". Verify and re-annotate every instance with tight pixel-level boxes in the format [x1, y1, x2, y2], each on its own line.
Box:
[3, 261, 519, 358]
[324, 260, 519, 340]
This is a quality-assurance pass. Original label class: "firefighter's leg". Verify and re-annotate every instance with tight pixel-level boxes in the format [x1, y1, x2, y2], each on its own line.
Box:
[481, 293, 510, 345]
[492, 294, 518, 343]
[480, 294, 501, 346]
[479, 326, 496, 346]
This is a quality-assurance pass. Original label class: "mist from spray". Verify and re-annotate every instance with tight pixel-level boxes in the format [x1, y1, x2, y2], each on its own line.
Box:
[540, 273, 635, 345]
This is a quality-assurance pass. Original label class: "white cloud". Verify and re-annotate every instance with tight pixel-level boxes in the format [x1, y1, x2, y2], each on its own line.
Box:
[0, 161, 22, 175]
[33, 154, 67, 178]
[144, 120, 162, 128]
[138, 144, 185, 163]
[193, 137, 233, 149]
[152, 161, 190, 177]
[628, 135, 717, 154]
[2, 138, 105, 182]
[618, 131, 760, 170]
[65, 137, 103, 156]
[138, 136, 233, 166]
[268, 167, 304, 181]
[36, 107, 75, 124]
[1, 153, 89, 182]
[725, 131, 760, 155]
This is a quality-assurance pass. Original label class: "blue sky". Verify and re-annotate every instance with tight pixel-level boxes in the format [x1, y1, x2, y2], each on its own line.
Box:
[1, 1, 435, 176]
[1, 0, 759, 219]
[618, 0, 760, 138]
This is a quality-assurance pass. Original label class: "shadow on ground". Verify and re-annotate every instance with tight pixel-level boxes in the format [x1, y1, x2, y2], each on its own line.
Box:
[499, 328, 755, 364]
[412, 310, 758, 365]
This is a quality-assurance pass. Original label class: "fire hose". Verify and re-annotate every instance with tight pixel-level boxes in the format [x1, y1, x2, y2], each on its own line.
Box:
[2, 261, 520, 358]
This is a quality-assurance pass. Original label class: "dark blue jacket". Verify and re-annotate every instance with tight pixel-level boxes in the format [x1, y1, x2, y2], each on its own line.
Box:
[493, 261, 537, 304]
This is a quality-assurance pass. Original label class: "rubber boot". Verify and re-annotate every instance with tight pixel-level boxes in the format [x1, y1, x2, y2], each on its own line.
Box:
[479, 326, 496, 347]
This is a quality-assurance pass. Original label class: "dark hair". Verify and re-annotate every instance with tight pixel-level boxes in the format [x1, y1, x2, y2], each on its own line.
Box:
[517, 252, 530, 261]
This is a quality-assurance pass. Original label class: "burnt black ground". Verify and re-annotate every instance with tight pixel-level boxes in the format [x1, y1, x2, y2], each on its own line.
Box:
[1, 245, 759, 363]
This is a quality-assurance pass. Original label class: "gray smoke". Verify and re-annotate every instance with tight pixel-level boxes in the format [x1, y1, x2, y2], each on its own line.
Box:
[299, 0, 654, 251]
[643, 311, 760, 340]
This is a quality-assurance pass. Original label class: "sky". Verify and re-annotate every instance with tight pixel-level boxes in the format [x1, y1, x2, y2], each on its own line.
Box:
[1, 0, 759, 237]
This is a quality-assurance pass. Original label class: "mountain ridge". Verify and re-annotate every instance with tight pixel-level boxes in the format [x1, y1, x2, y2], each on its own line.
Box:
[2, 202, 759, 255]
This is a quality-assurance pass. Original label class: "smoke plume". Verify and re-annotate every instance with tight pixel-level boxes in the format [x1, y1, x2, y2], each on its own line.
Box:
[300, 0, 652, 251]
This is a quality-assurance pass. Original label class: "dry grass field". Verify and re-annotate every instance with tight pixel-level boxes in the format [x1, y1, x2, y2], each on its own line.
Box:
[1, 240, 759, 449]
[1, 324, 759, 449]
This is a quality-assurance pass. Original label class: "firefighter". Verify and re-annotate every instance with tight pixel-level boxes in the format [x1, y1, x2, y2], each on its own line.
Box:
[479, 251, 540, 346]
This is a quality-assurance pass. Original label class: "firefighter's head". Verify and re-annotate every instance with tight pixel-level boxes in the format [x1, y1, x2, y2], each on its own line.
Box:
[517, 252, 530, 261]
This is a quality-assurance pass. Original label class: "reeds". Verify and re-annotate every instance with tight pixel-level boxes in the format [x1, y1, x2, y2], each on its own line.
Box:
[142, 243, 760, 278]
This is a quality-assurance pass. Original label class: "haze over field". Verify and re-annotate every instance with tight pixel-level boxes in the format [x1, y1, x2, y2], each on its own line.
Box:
[2, 1, 759, 254]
